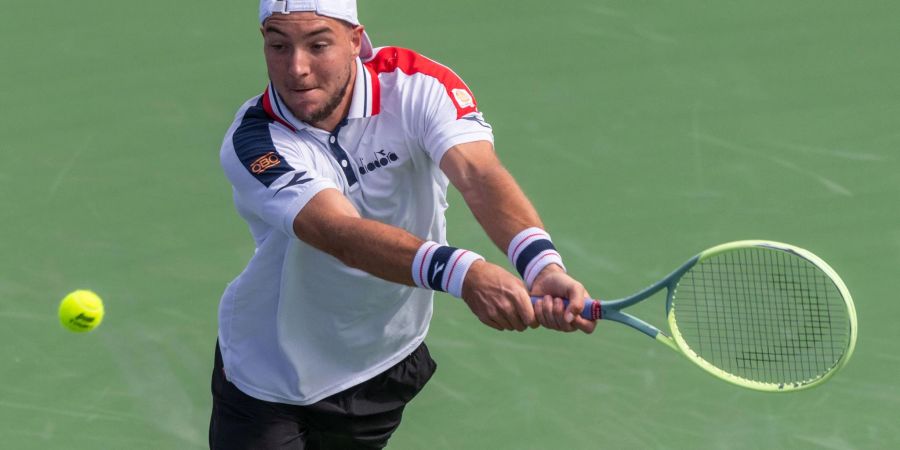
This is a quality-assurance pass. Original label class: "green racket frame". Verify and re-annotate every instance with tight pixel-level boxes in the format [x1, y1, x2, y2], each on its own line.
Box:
[569, 240, 858, 392]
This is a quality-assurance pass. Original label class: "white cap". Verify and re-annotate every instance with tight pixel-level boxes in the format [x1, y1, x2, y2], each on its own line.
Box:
[259, 0, 374, 60]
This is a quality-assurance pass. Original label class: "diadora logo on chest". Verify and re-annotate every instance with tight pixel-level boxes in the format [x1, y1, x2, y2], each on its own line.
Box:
[358, 150, 399, 176]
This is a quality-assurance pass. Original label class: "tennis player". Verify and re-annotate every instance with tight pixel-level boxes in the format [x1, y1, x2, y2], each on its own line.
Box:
[210, 1, 596, 448]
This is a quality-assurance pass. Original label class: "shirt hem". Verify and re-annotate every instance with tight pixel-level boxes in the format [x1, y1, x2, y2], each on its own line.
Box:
[432, 132, 495, 165]
[224, 334, 428, 406]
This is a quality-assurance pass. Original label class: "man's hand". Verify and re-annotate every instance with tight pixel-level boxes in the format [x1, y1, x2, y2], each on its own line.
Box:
[530, 265, 597, 334]
[460, 260, 538, 331]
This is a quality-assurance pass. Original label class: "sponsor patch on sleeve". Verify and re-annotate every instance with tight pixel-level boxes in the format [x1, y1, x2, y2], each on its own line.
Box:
[452, 88, 475, 109]
[232, 99, 296, 187]
[251, 151, 282, 175]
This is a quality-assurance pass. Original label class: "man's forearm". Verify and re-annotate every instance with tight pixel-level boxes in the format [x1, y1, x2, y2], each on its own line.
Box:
[291, 189, 424, 286]
[441, 141, 567, 290]
[440, 141, 545, 252]
[461, 164, 544, 251]
[325, 217, 425, 286]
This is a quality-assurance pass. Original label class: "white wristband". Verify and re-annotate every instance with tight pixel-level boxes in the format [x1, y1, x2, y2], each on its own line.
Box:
[507, 227, 566, 289]
[412, 241, 484, 298]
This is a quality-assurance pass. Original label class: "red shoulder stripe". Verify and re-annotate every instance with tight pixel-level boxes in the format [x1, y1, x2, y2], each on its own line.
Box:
[363, 62, 381, 116]
[262, 86, 297, 132]
[365, 47, 478, 119]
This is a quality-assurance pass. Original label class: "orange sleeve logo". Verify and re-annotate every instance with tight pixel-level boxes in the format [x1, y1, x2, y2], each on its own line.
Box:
[452, 88, 475, 109]
[251, 152, 281, 174]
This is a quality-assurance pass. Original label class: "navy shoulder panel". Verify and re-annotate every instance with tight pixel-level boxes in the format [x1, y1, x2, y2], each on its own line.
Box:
[232, 98, 295, 188]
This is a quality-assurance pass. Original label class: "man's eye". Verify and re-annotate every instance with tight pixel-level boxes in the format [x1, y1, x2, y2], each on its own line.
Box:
[312, 43, 329, 51]
[269, 43, 286, 51]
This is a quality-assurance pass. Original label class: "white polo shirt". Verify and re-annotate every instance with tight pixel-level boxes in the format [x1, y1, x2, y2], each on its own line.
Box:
[218, 47, 494, 405]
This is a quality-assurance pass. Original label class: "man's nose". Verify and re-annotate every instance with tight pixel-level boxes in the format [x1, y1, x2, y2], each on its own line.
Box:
[287, 49, 311, 78]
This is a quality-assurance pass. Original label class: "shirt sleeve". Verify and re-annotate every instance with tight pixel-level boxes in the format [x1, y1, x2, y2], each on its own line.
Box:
[415, 68, 495, 163]
[221, 119, 338, 238]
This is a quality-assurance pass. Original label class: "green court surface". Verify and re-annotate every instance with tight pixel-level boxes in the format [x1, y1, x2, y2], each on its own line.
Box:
[1, 1, 898, 448]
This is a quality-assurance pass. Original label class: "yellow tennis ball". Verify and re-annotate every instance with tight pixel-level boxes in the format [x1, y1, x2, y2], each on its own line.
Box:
[58, 290, 105, 332]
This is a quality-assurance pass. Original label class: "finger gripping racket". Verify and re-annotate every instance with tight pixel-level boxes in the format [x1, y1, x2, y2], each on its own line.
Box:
[533, 240, 857, 392]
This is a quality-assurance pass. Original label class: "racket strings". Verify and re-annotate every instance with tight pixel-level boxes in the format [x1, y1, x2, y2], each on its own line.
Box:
[672, 248, 850, 385]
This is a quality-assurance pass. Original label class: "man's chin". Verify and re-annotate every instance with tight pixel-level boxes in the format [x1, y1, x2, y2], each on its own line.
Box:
[285, 102, 322, 123]
[284, 86, 346, 125]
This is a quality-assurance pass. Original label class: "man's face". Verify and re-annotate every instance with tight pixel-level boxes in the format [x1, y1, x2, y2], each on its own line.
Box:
[261, 13, 362, 129]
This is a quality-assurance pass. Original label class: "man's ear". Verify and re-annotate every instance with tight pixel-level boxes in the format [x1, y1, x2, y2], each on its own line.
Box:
[350, 25, 364, 58]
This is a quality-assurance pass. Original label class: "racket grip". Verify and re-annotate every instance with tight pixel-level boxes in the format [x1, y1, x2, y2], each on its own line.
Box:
[529, 296, 601, 320]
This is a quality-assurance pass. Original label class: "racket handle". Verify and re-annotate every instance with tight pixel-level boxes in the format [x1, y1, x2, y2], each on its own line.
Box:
[529, 296, 601, 320]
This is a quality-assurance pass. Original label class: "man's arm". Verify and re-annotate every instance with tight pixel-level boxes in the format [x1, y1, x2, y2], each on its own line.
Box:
[439, 140, 596, 333]
[291, 188, 537, 331]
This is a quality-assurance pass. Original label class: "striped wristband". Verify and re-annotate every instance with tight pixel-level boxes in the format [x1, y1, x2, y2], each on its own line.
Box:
[507, 227, 566, 289]
[412, 241, 484, 298]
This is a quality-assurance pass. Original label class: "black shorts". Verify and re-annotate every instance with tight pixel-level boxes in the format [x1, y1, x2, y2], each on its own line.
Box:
[209, 342, 437, 450]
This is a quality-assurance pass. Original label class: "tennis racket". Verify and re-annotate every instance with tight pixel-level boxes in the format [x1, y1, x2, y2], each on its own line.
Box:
[532, 240, 857, 392]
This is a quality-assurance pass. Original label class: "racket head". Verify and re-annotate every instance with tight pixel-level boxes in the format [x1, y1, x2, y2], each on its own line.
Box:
[666, 240, 857, 392]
